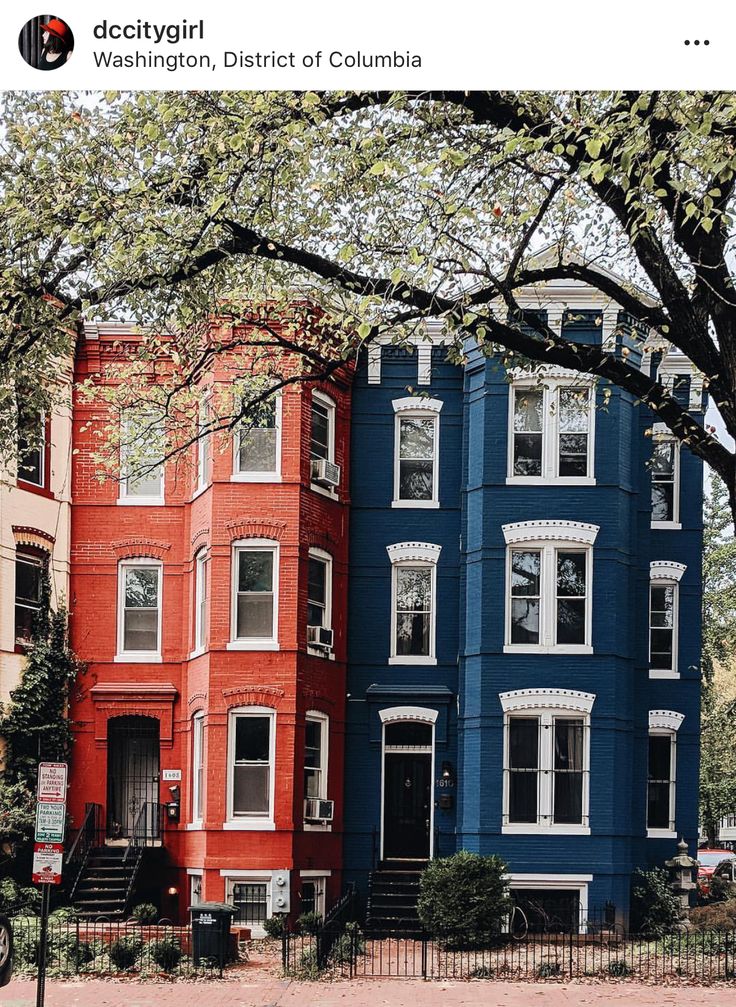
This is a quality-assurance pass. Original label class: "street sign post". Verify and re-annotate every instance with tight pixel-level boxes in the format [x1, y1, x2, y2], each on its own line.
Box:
[33, 762, 67, 1007]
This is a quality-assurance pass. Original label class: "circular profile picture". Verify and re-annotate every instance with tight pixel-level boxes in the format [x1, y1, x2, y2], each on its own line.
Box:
[18, 15, 74, 70]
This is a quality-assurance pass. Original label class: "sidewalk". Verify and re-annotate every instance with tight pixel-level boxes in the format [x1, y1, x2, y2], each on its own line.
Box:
[4, 978, 736, 1007]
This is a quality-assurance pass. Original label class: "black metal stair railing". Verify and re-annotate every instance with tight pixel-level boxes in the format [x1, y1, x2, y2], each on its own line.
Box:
[66, 802, 104, 903]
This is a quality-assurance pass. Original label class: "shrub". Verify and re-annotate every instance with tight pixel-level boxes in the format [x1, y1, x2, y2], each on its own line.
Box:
[297, 912, 323, 934]
[536, 961, 562, 978]
[330, 923, 365, 964]
[149, 937, 182, 972]
[606, 959, 632, 977]
[691, 896, 736, 929]
[131, 902, 158, 924]
[263, 914, 286, 938]
[660, 930, 732, 957]
[49, 906, 79, 920]
[417, 850, 510, 949]
[630, 868, 682, 937]
[296, 947, 319, 979]
[0, 878, 40, 916]
[12, 918, 43, 969]
[108, 937, 143, 971]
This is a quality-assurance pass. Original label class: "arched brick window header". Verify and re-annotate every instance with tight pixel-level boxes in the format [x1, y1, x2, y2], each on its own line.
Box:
[112, 538, 171, 561]
[13, 525, 55, 551]
[226, 518, 287, 543]
[221, 685, 285, 710]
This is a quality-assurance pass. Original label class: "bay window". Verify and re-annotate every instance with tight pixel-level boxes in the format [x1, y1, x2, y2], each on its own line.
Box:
[117, 560, 162, 659]
[647, 710, 684, 837]
[193, 549, 208, 653]
[227, 707, 275, 825]
[234, 395, 280, 479]
[304, 712, 328, 807]
[651, 430, 680, 527]
[649, 562, 686, 678]
[508, 376, 595, 483]
[119, 411, 164, 503]
[191, 713, 204, 824]
[230, 541, 278, 648]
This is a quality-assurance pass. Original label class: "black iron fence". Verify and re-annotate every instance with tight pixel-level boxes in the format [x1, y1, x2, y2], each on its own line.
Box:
[10, 916, 228, 978]
[283, 921, 736, 982]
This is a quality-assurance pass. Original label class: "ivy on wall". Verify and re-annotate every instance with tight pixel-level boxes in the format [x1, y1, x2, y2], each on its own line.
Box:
[0, 573, 84, 892]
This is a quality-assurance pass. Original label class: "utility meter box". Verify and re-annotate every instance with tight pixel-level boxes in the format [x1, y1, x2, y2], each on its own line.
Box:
[271, 870, 291, 913]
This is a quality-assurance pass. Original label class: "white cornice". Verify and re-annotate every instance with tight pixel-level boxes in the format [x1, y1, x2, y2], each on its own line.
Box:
[649, 710, 685, 732]
[500, 688, 596, 715]
[392, 396, 444, 414]
[650, 561, 687, 583]
[502, 520, 599, 546]
[386, 542, 442, 565]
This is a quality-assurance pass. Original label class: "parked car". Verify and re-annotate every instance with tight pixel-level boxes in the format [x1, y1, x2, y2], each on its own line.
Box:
[697, 848, 734, 896]
[0, 913, 13, 987]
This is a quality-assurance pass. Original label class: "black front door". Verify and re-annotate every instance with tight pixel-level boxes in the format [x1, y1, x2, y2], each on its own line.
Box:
[107, 716, 160, 839]
[383, 753, 431, 859]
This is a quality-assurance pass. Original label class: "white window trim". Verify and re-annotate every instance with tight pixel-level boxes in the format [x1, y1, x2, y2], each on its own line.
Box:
[195, 396, 211, 496]
[502, 522, 598, 654]
[647, 711, 683, 838]
[118, 413, 165, 506]
[225, 705, 276, 829]
[223, 874, 272, 937]
[500, 689, 595, 836]
[387, 542, 441, 665]
[304, 710, 330, 831]
[379, 707, 437, 861]
[192, 549, 208, 656]
[391, 397, 442, 509]
[228, 539, 280, 650]
[298, 874, 329, 918]
[232, 392, 282, 483]
[189, 870, 203, 907]
[310, 390, 338, 497]
[307, 548, 333, 659]
[651, 426, 681, 529]
[649, 562, 686, 679]
[506, 874, 592, 935]
[190, 712, 204, 827]
[115, 558, 163, 662]
[17, 408, 46, 488]
[506, 376, 596, 486]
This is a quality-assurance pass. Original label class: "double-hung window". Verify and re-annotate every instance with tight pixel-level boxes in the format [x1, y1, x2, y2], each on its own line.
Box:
[504, 521, 598, 653]
[304, 712, 329, 810]
[508, 375, 595, 484]
[193, 549, 208, 654]
[651, 429, 680, 527]
[310, 391, 339, 491]
[387, 542, 441, 665]
[647, 711, 684, 837]
[307, 550, 332, 654]
[649, 563, 686, 678]
[117, 560, 162, 659]
[17, 406, 46, 488]
[501, 689, 594, 834]
[191, 712, 204, 824]
[230, 541, 278, 649]
[195, 399, 211, 493]
[119, 411, 165, 504]
[227, 707, 276, 826]
[234, 395, 280, 480]
[392, 397, 442, 507]
[15, 548, 47, 645]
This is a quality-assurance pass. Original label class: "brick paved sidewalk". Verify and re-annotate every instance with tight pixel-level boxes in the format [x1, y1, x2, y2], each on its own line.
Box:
[4, 977, 736, 1007]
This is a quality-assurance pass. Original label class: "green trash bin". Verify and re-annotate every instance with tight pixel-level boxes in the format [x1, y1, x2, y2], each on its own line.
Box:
[190, 902, 235, 967]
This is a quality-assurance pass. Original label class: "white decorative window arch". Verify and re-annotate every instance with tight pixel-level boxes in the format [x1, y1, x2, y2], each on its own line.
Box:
[387, 543, 441, 665]
[647, 710, 684, 838]
[392, 397, 442, 509]
[379, 706, 439, 724]
[649, 563, 686, 679]
[502, 522, 598, 654]
[500, 689, 595, 836]
[507, 371, 596, 486]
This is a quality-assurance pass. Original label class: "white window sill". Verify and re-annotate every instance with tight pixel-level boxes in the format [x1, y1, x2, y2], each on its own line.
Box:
[227, 640, 279, 651]
[114, 653, 162, 663]
[189, 647, 206, 660]
[652, 521, 682, 531]
[192, 483, 209, 501]
[391, 499, 440, 509]
[117, 497, 165, 506]
[503, 644, 593, 655]
[506, 476, 596, 487]
[303, 822, 333, 832]
[186, 822, 204, 831]
[310, 482, 338, 499]
[647, 828, 677, 839]
[649, 670, 680, 680]
[502, 824, 591, 836]
[388, 655, 438, 666]
[231, 472, 282, 483]
[307, 646, 335, 660]
[223, 820, 275, 831]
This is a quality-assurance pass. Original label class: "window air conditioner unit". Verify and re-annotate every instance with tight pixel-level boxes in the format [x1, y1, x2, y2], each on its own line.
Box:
[304, 798, 334, 822]
[307, 625, 334, 651]
[311, 458, 341, 488]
